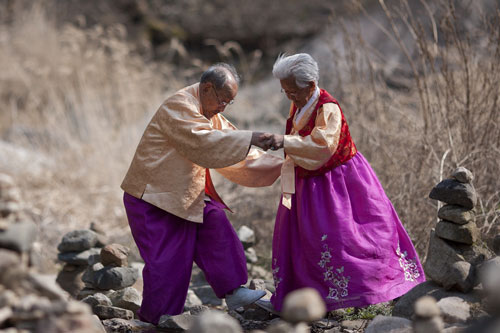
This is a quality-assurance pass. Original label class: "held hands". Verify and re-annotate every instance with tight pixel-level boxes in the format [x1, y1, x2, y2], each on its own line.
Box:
[251, 132, 284, 151]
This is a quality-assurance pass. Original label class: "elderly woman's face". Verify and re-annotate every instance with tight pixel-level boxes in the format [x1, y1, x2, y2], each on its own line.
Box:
[280, 76, 314, 109]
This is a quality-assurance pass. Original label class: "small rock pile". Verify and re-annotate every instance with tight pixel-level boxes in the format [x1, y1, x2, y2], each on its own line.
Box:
[56, 228, 107, 298]
[80, 243, 141, 322]
[0, 173, 102, 332]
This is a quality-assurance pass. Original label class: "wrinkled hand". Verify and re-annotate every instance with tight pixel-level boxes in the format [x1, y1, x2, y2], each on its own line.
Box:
[270, 134, 284, 151]
[251, 132, 274, 151]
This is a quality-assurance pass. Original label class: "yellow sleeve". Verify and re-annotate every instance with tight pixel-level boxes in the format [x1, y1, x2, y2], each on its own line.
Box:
[283, 103, 341, 170]
[156, 92, 252, 169]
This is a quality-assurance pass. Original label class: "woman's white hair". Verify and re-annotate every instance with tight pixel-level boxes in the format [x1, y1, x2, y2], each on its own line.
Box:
[272, 53, 319, 88]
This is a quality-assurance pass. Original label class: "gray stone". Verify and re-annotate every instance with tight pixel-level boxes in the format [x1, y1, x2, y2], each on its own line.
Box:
[0, 201, 20, 218]
[435, 221, 478, 245]
[365, 315, 412, 333]
[429, 179, 477, 209]
[413, 316, 445, 333]
[101, 318, 155, 332]
[82, 293, 112, 309]
[493, 235, 500, 256]
[266, 321, 309, 333]
[91, 314, 107, 333]
[245, 247, 258, 263]
[341, 319, 368, 331]
[187, 310, 242, 333]
[438, 205, 475, 225]
[76, 287, 115, 300]
[437, 297, 470, 323]
[191, 285, 222, 305]
[94, 267, 139, 290]
[249, 278, 266, 290]
[414, 296, 440, 318]
[441, 261, 476, 293]
[93, 305, 134, 320]
[241, 306, 272, 321]
[451, 167, 474, 183]
[109, 287, 142, 313]
[100, 243, 130, 267]
[57, 230, 99, 253]
[56, 264, 87, 297]
[424, 230, 493, 286]
[0, 220, 37, 253]
[188, 305, 209, 316]
[237, 225, 255, 249]
[184, 289, 202, 309]
[392, 281, 481, 319]
[82, 263, 105, 287]
[58, 247, 101, 265]
[159, 312, 195, 330]
[282, 288, 326, 323]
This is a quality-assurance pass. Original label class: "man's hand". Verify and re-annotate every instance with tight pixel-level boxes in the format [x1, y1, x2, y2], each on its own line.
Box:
[270, 134, 284, 151]
[251, 132, 274, 151]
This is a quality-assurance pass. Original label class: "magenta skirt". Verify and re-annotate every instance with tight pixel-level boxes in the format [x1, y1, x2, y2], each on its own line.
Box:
[270, 152, 425, 311]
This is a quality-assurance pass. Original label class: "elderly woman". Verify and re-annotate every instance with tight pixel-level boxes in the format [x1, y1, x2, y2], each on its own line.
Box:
[259, 53, 425, 313]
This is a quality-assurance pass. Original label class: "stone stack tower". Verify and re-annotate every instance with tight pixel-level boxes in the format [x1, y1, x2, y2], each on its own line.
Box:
[425, 167, 494, 292]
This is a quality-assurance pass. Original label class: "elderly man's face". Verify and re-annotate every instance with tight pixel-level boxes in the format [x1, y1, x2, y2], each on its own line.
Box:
[201, 80, 238, 119]
[280, 76, 315, 109]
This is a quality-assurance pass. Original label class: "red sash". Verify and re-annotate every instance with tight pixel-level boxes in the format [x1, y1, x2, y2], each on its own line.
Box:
[285, 89, 357, 178]
[204, 169, 231, 211]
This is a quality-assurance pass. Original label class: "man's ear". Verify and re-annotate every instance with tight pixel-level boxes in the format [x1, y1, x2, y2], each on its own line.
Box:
[309, 81, 316, 90]
[200, 81, 213, 93]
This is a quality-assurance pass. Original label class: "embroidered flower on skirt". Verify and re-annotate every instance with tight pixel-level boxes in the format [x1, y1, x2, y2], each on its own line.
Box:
[396, 244, 421, 282]
[318, 235, 350, 301]
[272, 258, 283, 292]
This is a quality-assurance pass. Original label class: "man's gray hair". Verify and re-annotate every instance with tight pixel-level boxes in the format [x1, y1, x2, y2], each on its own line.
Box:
[201, 63, 240, 89]
[272, 53, 319, 88]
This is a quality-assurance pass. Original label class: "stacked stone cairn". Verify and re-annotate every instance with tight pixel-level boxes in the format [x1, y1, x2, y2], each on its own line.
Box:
[0, 173, 103, 332]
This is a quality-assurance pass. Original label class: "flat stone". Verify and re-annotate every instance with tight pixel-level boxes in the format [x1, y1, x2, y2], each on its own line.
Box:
[93, 305, 134, 320]
[441, 261, 476, 293]
[0, 220, 37, 253]
[158, 312, 194, 330]
[191, 285, 221, 305]
[282, 287, 326, 323]
[58, 248, 101, 265]
[365, 315, 412, 333]
[57, 230, 99, 253]
[438, 205, 474, 225]
[451, 167, 474, 183]
[100, 243, 129, 267]
[237, 225, 255, 249]
[101, 318, 155, 332]
[82, 293, 112, 309]
[437, 297, 470, 323]
[93, 267, 139, 290]
[435, 221, 478, 245]
[414, 296, 441, 318]
[109, 287, 142, 313]
[424, 230, 493, 286]
[188, 310, 242, 333]
[184, 289, 202, 309]
[429, 179, 477, 209]
[76, 287, 115, 300]
[392, 281, 481, 319]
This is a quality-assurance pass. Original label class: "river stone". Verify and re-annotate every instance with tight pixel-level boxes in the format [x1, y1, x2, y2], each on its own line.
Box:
[237, 225, 255, 249]
[451, 167, 474, 183]
[0, 220, 37, 253]
[57, 230, 99, 253]
[187, 310, 242, 333]
[100, 243, 129, 267]
[437, 297, 470, 323]
[94, 267, 139, 290]
[82, 263, 105, 287]
[58, 248, 101, 266]
[429, 179, 477, 209]
[435, 221, 478, 245]
[282, 287, 326, 323]
[424, 230, 493, 286]
[93, 305, 134, 320]
[159, 313, 195, 330]
[438, 205, 475, 225]
[109, 287, 142, 312]
[365, 315, 412, 333]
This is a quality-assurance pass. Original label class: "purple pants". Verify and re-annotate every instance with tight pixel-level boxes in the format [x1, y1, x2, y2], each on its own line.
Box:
[123, 192, 247, 324]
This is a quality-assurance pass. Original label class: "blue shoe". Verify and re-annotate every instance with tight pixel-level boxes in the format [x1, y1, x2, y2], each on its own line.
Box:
[225, 287, 266, 310]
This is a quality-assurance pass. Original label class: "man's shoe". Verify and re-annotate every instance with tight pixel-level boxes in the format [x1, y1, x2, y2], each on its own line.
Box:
[225, 287, 266, 310]
[255, 299, 280, 316]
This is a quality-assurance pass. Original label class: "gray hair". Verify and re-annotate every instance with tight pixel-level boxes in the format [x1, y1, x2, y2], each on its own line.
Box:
[200, 63, 240, 89]
[272, 53, 319, 88]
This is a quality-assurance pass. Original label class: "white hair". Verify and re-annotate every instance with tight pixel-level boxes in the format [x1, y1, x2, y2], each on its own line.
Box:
[272, 53, 319, 88]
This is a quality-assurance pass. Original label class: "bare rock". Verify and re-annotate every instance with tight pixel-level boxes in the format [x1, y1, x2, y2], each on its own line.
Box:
[365, 315, 412, 333]
[451, 167, 474, 183]
[282, 287, 326, 323]
[414, 296, 441, 318]
[188, 305, 209, 316]
[187, 310, 242, 333]
[0, 220, 37, 253]
[245, 247, 258, 263]
[184, 289, 202, 309]
[191, 285, 221, 306]
[101, 318, 155, 332]
[159, 312, 195, 331]
[441, 261, 476, 293]
[82, 293, 113, 310]
[429, 179, 477, 209]
[100, 243, 130, 267]
[56, 264, 87, 298]
[109, 287, 142, 313]
[94, 267, 139, 291]
[266, 320, 309, 333]
[93, 305, 134, 320]
[58, 247, 102, 266]
[435, 221, 479, 245]
[237, 225, 256, 249]
[437, 297, 471, 324]
[438, 205, 475, 225]
[57, 230, 99, 253]
[249, 278, 266, 290]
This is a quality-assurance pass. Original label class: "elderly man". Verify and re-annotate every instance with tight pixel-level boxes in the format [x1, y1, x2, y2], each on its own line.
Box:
[121, 63, 282, 324]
